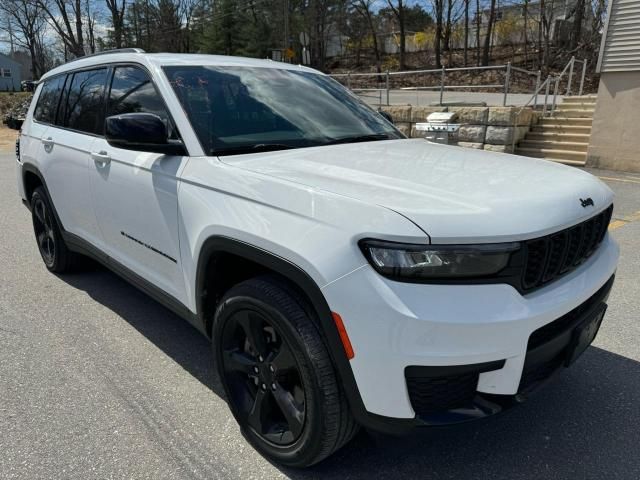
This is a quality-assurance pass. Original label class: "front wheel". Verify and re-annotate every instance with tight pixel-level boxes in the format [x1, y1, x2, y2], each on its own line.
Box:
[212, 275, 358, 467]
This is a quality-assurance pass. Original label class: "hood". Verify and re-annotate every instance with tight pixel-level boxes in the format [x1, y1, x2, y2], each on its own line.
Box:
[220, 139, 614, 243]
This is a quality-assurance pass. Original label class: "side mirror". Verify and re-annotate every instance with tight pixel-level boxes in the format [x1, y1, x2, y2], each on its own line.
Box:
[378, 110, 393, 124]
[105, 113, 186, 155]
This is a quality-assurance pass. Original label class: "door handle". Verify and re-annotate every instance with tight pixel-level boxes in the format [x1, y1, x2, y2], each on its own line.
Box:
[91, 151, 111, 167]
[42, 137, 54, 153]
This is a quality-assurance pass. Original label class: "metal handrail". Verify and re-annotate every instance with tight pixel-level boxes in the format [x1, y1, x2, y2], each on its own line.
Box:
[511, 75, 554, 153]
[330, 62, 540, 107]
[400, 84, 504, 90]
[549, 56, 589, 114]
[331, 57, 587, 109]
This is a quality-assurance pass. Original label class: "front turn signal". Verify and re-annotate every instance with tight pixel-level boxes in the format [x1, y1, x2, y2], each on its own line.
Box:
[332, 312, 354, 360]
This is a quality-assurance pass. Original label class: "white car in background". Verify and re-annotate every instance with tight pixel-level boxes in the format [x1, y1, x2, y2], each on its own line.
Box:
[16, 49, 619, 467]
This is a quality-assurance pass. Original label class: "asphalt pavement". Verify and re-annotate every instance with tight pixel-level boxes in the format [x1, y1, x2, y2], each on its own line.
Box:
[1, 151, 639, 480]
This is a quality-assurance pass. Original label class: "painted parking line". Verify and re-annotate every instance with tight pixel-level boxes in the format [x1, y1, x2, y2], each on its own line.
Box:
[598, 175, 640, 185]
[609, 220, 627, 230]
[609, 210, 640, 231]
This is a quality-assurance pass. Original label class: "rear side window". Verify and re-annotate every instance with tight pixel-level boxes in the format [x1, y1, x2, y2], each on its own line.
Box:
[107, 66, 176, 137]
[61, 68, 108, 134]
[33, 76, 66, 124]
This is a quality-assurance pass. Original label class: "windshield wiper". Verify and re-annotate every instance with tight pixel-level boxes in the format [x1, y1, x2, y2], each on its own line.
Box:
[324, 133, 390, 146]
[214, 143, 295, 156]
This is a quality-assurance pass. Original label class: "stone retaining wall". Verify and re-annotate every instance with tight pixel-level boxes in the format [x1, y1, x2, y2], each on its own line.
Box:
[380, 105, 538, 154]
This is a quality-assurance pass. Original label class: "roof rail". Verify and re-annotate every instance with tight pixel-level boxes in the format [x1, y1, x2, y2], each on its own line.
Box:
[67, 48, 146, 64]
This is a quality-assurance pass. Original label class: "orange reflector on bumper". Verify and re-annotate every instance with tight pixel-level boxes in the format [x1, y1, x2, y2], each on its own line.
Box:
[331, 312, 354, 360]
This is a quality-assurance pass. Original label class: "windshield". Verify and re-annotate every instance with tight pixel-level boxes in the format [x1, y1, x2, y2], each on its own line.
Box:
[162, 66, 403, 156]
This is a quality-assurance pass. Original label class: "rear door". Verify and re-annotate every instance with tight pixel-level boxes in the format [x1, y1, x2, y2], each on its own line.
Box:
[89, 65, 189, 304]
[21, 77, 64, 171]
[40, 68, 109, 247]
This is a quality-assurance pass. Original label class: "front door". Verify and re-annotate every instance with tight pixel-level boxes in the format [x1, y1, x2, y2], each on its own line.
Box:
[89, 65, 189, 304]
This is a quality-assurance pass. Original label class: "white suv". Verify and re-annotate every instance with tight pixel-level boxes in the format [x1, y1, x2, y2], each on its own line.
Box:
[16, 49, 619, 467]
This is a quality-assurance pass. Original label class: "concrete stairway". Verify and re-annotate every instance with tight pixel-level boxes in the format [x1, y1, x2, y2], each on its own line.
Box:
[516, 95, 597, 166]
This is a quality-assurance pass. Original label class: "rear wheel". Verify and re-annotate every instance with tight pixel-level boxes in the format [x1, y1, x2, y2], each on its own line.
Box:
[30, 186, 80, 273]
[212, 275, 358, 467]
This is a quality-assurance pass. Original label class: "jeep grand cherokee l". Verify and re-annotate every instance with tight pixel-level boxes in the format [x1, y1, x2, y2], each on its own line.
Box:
[16, 49, 619, 467]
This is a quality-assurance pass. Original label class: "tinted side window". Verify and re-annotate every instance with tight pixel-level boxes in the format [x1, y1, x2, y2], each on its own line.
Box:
[62, 68, 108, 134]
[108, 66, 176, 137]
[34, 76, 66, 124]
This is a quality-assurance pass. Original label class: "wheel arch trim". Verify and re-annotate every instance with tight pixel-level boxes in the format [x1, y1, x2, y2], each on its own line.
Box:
[21, 162, 66, 229]
[195, 235, 408, 431]
[21, 162, 46, 203]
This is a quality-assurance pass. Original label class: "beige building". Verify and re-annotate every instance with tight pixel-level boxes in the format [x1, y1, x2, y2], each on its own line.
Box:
[587, 0, 640, 173]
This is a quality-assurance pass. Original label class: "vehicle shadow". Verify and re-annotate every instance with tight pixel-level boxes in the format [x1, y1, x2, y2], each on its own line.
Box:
[59, 267, 640, 480]
[57, 264, 226, 400]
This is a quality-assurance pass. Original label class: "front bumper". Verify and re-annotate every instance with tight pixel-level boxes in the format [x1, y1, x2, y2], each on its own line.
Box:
[322, 234, 619, 426]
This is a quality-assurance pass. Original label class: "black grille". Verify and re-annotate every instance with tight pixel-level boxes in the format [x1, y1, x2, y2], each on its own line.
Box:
[522, 205, 613, 292]
[405, 361, 505, 416]
[406, 373, 478, 415]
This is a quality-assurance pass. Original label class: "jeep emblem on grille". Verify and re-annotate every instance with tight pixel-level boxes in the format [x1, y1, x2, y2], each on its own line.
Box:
[580, 198, 594, 208]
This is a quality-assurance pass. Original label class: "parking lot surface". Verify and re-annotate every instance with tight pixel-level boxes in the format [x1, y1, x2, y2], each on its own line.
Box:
[1, 151, 639, 479]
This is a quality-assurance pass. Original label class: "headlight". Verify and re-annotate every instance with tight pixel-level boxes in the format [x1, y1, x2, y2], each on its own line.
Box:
[359, 240, 520, 280]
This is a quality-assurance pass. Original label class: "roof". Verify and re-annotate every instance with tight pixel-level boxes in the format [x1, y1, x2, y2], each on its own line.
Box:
[40, 52, 322, 82]
[0, 52, 22, 70]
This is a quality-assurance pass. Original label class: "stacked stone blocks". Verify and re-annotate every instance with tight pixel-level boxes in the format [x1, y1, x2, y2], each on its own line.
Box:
[381, 105, 536, 154]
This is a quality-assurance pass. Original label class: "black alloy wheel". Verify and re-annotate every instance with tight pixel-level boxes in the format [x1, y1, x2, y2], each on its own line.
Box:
[221, 307, 306, 446]
[213, 275, 358, 467]
[32, 194, 56, 267]
[30, 186, 80, 273]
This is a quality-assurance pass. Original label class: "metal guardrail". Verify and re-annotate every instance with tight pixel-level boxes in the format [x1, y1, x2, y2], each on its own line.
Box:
[331, 56, 587, 109]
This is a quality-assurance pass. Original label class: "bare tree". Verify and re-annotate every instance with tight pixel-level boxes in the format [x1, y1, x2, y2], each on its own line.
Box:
[523, 0, 529, 66]
[433, 0, 444, 68]
[481, 0, 495, 65]
[444, 0, 463, 64]
[386, 0, 407, 70]
[475, 0, 480, 65]
[351, 0, 382, 73]
[36, 0, 86, 58]
[0, 0, 49, 77]
[85, 0, 96, 53]
[540, 0, 556, 69]
[570, 0, 585, 50]
[105, 0, 127, 48]
[463, 0, 469, 65]
[442, 0, 456, 52]
[537, 0, 544, 68]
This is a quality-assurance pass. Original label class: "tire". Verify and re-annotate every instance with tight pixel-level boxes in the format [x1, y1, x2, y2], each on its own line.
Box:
[30, 186, 81, 273]
[212, 275, 359, 467]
